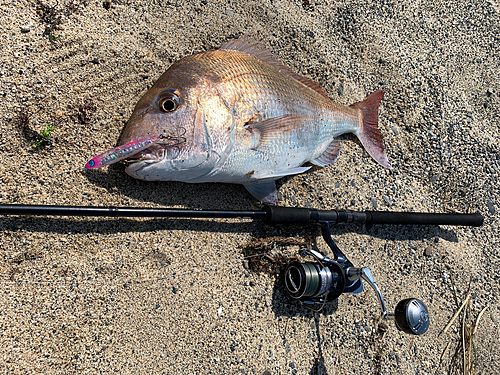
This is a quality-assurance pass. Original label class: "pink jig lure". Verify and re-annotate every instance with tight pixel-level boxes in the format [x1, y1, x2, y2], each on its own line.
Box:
[85, 135, 159, 169]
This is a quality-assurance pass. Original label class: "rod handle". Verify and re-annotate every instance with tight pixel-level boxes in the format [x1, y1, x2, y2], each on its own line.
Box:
[263, 206, 484, 227]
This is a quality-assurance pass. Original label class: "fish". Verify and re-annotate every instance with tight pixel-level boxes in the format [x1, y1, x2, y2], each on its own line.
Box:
[96, 35, 392, 204]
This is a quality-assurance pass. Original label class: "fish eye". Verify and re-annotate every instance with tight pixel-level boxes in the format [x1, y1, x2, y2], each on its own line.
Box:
[159, 90, 180, 112]
[161, 99, 177, 112]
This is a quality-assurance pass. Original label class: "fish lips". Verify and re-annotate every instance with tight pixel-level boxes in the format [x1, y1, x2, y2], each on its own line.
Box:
[124, 145, 218, 183]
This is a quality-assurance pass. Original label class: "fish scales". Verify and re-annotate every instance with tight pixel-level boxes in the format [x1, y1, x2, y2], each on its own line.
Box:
[88, 35, 391, 203]
[194, 51, 343, 176]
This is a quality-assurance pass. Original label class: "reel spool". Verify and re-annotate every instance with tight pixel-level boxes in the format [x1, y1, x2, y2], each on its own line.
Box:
[284, 260, 345, 302]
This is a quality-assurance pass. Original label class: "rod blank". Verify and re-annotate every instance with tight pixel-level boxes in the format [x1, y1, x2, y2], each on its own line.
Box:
[0, 204, 266, 220]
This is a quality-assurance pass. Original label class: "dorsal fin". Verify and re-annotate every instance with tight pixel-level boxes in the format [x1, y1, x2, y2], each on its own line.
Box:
[220, 34, 330, 99]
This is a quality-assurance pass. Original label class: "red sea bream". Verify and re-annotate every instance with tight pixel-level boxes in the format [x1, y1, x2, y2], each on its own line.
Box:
[90, 35, 391, 203]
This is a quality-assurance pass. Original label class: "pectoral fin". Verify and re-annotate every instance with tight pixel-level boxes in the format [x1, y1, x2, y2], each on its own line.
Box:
[245, 115, 314, 151]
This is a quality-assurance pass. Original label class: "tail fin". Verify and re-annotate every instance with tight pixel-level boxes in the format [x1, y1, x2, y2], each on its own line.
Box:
[350, 90, 392, 169]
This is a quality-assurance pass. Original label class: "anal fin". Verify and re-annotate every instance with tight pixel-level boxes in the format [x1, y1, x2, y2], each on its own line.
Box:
[311, 140, 341, 167]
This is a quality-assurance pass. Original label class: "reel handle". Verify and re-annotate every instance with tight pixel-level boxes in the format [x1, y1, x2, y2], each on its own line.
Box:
[348, 267, 430, 335]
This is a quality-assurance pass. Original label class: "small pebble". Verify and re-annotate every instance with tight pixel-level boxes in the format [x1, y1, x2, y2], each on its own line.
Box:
[486, 200, 495, 214]
[21, 23, 33, 33]
[443, 272, 449, 283]
[388, 350, 396, 361]
[424, 246, 436, 257]
[382, 195, 393, 206]
[370, 198, 378, 209]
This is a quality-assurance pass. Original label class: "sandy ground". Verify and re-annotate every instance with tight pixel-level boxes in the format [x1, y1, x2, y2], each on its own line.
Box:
[1, 0, 499, 374]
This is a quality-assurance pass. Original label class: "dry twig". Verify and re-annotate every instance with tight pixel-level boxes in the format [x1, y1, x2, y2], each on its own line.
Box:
[443, 275, 486, 375]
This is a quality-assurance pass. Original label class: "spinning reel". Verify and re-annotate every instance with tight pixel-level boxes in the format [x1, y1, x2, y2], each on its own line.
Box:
[284, 221, 430, 335]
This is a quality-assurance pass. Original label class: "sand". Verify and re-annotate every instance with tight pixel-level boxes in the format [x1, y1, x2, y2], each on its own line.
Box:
[0, 0, 499, 374]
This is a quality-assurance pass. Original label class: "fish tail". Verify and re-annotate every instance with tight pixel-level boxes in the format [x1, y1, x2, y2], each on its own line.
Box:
[351, 90, 392, 169]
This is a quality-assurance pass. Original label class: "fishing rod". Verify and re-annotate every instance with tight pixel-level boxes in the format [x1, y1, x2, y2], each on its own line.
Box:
[0, 203, 484, 335]
[0, 204, 484, 226]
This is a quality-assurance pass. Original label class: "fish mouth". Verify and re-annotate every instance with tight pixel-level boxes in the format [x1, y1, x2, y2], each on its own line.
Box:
[125, 135, 186, 163]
